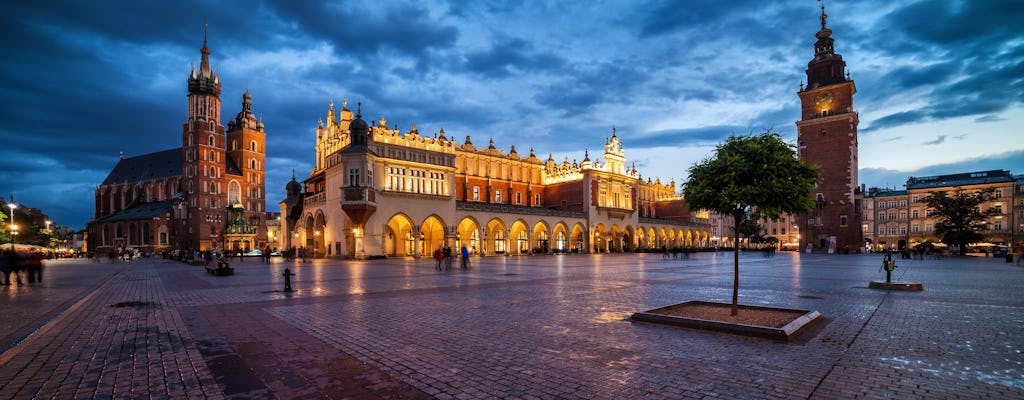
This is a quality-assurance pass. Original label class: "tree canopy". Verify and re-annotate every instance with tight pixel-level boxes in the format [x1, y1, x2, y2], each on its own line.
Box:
[682, 131, 819, 315]
[921, 188, 997, 255]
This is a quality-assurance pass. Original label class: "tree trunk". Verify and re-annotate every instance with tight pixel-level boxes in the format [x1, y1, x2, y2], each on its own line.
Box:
[732, 216, 740, 316]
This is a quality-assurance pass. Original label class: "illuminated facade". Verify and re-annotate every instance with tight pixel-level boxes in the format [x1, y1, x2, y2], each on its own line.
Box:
[87, 31, 269, 253]
[860, 170, 1018, 251]
[795, 6, 863, 253]
[280, 103, 709, 258]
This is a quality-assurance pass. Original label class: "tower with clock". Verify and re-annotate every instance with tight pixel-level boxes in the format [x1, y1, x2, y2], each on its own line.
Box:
[795, 3, 862, 253]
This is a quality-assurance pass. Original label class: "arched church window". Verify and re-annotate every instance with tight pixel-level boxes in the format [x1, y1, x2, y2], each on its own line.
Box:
[250, 141, 257, 152]
[232, 140, 238, 151]
[209, 135, 215, 146]
[228, 181, 241, 204]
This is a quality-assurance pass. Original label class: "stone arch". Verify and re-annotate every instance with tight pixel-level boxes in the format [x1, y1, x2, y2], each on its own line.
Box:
[552, 222, 569, 253]
[624, 226, 635, 252]
[593, 224, 607, 253]
[570, 223, 586, 254]
[128, 223, 137, 246]
[420, 215, 446, 257]
[531, 221, 550, 254]
[609, 225, 623, 252]
[648, 228, 657, 248]
[636, 228, 646, 251]
[384, 213, 416, 257]
[510, 219, 530, 255]
[456, 217, 482, 255]
[485, 218, 508, 255]
[310, 211, 326, 257]
[142, 223, 151, 245]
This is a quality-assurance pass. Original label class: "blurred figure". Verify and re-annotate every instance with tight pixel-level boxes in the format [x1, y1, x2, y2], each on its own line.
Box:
[2, 249, 23, 285]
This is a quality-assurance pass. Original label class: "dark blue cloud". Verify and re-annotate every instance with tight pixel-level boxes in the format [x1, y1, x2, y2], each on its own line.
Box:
[0, 0, 1020, 228]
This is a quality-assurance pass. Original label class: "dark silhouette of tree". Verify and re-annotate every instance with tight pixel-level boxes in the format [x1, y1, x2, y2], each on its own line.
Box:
[921, 188, 997, 255]
[683, 131, 818, 315]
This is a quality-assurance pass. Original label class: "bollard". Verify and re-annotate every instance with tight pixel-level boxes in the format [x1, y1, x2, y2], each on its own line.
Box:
[282, 268, 294, 292]
[882, 250, 897, 283]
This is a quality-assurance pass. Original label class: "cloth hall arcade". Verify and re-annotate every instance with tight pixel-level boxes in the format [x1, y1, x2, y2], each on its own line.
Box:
[280, 102, 710, 259]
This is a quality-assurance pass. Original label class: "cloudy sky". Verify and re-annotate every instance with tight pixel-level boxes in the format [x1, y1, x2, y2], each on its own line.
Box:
[2, 0, 1022, 229]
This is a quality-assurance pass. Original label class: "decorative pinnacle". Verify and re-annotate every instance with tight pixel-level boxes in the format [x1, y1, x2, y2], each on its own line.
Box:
[818, 0, 828, 29]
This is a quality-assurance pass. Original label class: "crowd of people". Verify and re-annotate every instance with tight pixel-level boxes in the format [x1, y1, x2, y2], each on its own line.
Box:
[433, 245, 471, 271]
[1, 249, 45, 285]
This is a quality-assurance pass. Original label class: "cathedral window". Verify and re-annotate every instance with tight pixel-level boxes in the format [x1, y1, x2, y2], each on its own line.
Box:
[228, 181, 241, 205]
[495, 190, 502, 203]
[516, 192, 522, 205]
[251, 141, 257, 152]
[209, 136, 215, 146]
[534, 194, 540, 206]
[250, 159, 256, 169]
[473, 186, 480, 201]
[232, 140, 238, 151]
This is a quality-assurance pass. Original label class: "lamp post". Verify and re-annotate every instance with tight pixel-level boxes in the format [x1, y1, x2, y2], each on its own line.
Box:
[7, 202, 15, 250]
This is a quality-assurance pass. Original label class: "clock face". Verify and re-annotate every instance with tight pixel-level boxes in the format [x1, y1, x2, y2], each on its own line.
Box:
[814, 91, 834, 108]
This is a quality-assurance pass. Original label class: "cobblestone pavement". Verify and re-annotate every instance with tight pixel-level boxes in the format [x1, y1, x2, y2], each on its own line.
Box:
[0, 252, 1021, 399]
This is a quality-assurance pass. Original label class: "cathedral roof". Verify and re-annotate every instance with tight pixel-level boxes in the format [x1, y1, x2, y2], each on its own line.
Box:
[94, 201, 174, 223]
[101, 148, 181, 185]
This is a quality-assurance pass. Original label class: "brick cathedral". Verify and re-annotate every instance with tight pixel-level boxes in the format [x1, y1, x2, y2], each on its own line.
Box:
[87, 30, 269, 254]
[795, 5, 863, 253]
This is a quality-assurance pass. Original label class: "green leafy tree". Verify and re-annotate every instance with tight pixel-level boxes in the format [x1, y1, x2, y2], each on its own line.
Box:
[683, 132, 819, 315]
[0, 211, 9, 244]
[921, 188, 997, 255]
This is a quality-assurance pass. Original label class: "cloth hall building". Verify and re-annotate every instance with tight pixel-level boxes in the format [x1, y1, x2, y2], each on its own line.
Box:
[280, 102, 710, 259]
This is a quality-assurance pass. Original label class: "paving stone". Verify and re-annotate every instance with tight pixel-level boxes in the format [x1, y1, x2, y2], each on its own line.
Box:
[0, 254, 1022, 398]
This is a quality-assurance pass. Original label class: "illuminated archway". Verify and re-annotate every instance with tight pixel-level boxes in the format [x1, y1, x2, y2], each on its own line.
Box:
[486, 218, 507, 255]
[457, 217, 481, 255]
[532, 221, 550, 254]
[593, 224, 607, 253]
[420, 215, 446, 257]
[571, 223, 586, 254]
[384, 213, 415, 257]
[510, 220, 529, 255]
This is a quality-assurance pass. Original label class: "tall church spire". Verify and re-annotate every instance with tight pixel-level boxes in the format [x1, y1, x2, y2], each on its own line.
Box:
[188, 23, 221, 97]
[199, 23, 212, 78]
[805, 0, 847, 89]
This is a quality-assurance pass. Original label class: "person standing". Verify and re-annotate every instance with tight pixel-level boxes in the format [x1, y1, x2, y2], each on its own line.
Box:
[434, 247, 443, 271]
[442, 245, 452, 271]
[461, 245, 470, 270]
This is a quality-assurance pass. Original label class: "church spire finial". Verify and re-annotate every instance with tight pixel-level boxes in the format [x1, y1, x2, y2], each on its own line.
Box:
[819, 0, 828, 30]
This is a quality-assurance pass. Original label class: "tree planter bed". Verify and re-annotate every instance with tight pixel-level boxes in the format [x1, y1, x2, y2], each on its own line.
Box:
[630, 301, 821, 341]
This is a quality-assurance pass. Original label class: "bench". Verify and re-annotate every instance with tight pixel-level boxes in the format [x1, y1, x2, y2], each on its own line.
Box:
[205, 260, 234, 276]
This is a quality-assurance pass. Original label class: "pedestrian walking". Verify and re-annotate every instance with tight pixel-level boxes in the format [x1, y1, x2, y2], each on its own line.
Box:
[443, 245, 452, 271]
[1, 249, 21, 285]
[461, 245, 470, 270]
[27, 251, 43, 283]
[434, 247, 443, 271]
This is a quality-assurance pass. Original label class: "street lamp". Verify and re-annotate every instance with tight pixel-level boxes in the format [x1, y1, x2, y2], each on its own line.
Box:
[7, 202, 15, 250]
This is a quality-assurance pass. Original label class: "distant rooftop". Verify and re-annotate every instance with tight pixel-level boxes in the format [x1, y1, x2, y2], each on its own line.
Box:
[905, 170, 1013, 190]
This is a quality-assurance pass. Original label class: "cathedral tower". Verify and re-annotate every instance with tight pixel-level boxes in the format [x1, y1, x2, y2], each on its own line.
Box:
[796, 3, 862, 253]
[225, 89, 268, 249]
[182, 26, 225, 250]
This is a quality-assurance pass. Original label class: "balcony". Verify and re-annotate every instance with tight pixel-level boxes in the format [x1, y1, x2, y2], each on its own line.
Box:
[303, 192, 326, 206]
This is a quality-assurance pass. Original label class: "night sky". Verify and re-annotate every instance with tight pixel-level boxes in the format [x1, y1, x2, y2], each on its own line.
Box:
[2, 0, 1022, 229]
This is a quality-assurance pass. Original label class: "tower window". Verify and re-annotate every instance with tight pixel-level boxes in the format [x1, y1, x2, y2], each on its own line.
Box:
[349, 168, 360, 187]
[472, 186, 480, 201]
[209, 135, 215, 146]
[251, 141, 257, 152]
